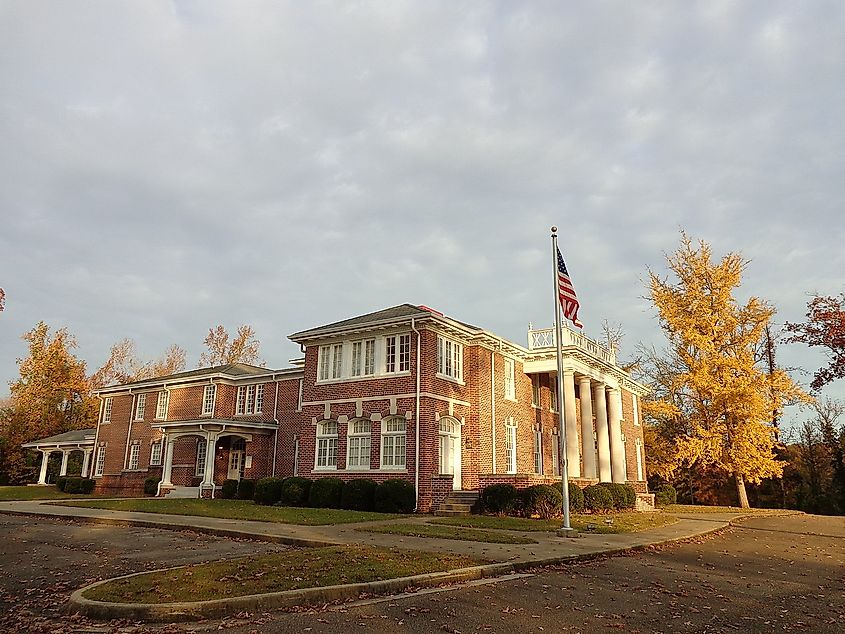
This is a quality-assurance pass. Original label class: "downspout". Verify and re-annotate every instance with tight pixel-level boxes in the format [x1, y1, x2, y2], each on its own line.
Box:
[491, 350, 496, 474]
[92, 395, 103, 478]
[271, 378, 280, 477]
[411, 318, 421, 512]
[123, 390, 135, 471]
[155, 435, 165, 498]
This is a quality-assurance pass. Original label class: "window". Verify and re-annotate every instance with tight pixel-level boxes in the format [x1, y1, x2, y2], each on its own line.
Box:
[534, 430, 543, 474]
[94, 447, 105, 477]
[156, 391, 169, 420]
[531, 376, 540, 407]
[134, 393, 146, 421]
[505, 423, 517, 474]
[196, 438, 207, 476]
[504, 358, 515, 400]
[549, 376, 558, 412]
[318, 344, 343, 381]
[346, 419, 372, 469]
[439, 418, 460, 475]
[437, 336, 463, 381]
[103, 398, 112, 423]
[236, 384, 264, 415]
[316, 421, 339, 468]
[632, 394, 640, 426]
[381, 417, 407, 468]
[202, 385, 215, 415]
[351, 339, 376, 377]
[128, 444, 140, 470]
[385, 334, 411, 374]
[635, 438, 644, 481]
[552, 433, 560, 476]
[150, 441, 162, 466]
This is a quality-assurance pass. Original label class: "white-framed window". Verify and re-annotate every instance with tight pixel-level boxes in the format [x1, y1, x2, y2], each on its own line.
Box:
[384, 334, 411, 374]
[94, 446, 106, 477]
[550, 376, 558, 412]
[315, 421, 339, 469]
[351, 339, 376, 377]
[635, 437, 644, 481]
[552, 432, 560, 476]
[103, 397, 113, 423]
[196, 438, 207, 477]
[534, 429, 543, 474]
[437, 336, 463, 382]
[346, 419, 372, 469]
[202, 385, 216, 416]
[318, 344, 344, 381]
[531, 376, 540, 407]
[632, 394, 640, 426]
[128, 444, 140, 470]
[504, 358, 515, 400]
[134, 393, 146, 421]
[150, 441, 162, 466]
[156, 391, 169, 420]
[236, 384, 264, 415]
[381, 417, 407, 469]
[505, 423, 517, 474]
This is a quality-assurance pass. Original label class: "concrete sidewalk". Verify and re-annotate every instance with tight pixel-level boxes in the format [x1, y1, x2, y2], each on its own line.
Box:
[0, 499, 742, 563]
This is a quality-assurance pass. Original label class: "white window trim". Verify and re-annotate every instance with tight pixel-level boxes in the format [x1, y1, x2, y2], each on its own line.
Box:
[128, 443, 140, 471]
[155, 391, 169, 420]
[504, 358, 516, 401]
[505, 422, 517, 474]
[150, 440, 163, 466]
[531, 376, 540, 408]
[351, 339, 377, 378]
[632, 394, 640, 426]
[94, 446, 106, 477]
[533, 429, 543, 475]
[195, 438, 207, 477]
[346, 419, 372, 470]
[550, 376, 558, 413]
[380, 416, 407, 470]
[436, 335, 464, 384]
[103, 398, 112, 423]
[201, 384, 216, 416]
[235, 384, 264, 416]
[315, 421, 339, 470]
[134, 393, 146, 421]
[316, 335, 412, 384]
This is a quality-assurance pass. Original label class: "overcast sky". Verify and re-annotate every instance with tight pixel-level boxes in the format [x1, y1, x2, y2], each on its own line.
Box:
[1, 1, 843, 427]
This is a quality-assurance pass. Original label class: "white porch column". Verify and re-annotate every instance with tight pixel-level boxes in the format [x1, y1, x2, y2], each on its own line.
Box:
[161, 437, 175, 486]
[38, 451, 50, 485]
[59, 450, 70, 476]
[594, 383, 612, 482]
[202, 433, 217, 487]
[608, 387, 626, 483]
[562, 370, 581, 478]
[579, 377, 597, 479]
[81, 449, 92, 478]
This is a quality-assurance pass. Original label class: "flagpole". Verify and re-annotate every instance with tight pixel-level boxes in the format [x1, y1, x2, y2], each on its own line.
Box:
[551, 226, 573, 534]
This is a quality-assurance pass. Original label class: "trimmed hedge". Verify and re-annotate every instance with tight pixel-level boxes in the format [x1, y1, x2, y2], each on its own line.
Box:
[309, 477, 344, 509]
[144, 476, 161, 496]
[237, 478, 256, 501]
[254, 477, 285, 506]
[596, 483, 637, 510]
[56, 476, 68, 492]
[655, 484, 677, 506]
[521, 484, 562, 520]
[59, 476, 95, 494]
[341, 479, 378, 511]
[481, 483, 519, 515]
[280, 477, 311, 507]
[583, 484, 615, 513]
[221, 479, 239, 499]
[551, 482, 587, 514]
[374, 479, 415, 513]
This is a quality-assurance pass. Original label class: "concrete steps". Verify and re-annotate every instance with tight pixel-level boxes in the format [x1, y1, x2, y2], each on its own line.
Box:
[163, 486, 200, 499]
[435, 491, 480, 517]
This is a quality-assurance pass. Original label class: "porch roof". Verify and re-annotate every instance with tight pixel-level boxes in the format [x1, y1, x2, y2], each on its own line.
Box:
[150, 418, 278, 435]
[21, 428, 96, 450]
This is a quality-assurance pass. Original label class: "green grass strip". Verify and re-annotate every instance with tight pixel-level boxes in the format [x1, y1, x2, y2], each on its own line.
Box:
[433, 512, 679, 534]
[56, 498, 406, 525]
[358, 522, 537, 544]
[0, 485, 94, 501]
[84, 545, 479, 604]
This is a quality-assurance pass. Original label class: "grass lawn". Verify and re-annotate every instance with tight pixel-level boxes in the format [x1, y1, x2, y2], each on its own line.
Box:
[84, 544, 479, 603]
[0, 485, 96, 501]
[358, 522, 537, 544]
[56, 498, 406, 525]
[664, 504, 786, 514]
[433, 512, 679, 534]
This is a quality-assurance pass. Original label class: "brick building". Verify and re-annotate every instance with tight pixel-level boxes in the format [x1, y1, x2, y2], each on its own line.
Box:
[83, 304, 649, 511]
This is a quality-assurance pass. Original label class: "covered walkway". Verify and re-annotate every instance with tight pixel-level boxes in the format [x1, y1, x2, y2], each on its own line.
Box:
[22, 428, 96, 484]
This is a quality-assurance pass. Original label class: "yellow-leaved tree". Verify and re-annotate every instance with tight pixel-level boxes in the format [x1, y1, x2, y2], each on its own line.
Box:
[645, 234, 807, 507]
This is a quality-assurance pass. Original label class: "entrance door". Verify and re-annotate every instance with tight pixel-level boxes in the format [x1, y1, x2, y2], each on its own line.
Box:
[438, 418, 461, 490]
[227, 438, 246, 481]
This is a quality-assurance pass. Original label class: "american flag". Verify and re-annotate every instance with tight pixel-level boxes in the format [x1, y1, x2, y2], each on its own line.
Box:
[557, 248, 582, 328]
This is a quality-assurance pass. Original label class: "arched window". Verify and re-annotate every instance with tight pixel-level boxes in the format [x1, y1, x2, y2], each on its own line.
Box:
[438, 417, 460, 478]
[346, 419, 372, 469]
[316, 421, 338, 469]
[380, 417, 406, 469]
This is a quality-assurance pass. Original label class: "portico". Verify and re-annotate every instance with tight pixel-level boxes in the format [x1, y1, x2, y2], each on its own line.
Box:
[21, 428, 97, 484]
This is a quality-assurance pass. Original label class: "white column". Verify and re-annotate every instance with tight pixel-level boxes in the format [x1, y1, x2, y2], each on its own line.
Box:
[59, 450, 70, 476]
[161, 437, 175, 486]
[38, 451, 50, 485]
[81, 449, 92, 478]
[608, 387, 626, 483]
[594, 383, 612, 482]
[579, 377, 597, 479]
[562, 370, 580, 478]
[202, 433, 217, 486]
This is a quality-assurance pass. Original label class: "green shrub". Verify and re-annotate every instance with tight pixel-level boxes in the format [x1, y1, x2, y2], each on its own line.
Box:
[144, 476, 161, 496]
[583, 484, 615, 513]
[374, 479, 415, 513]
[60, 477, 95, 494]
[280, 477, 312, 507]
[595, 483, 636, 510]
[254, 477, 285, 506]
[237, 478, 256, 500]
[221, 479, 239, 499]
[551, 481, 587, 514]
[481, 483, 519, 515]
[655, 484, 677, 506]
[308, 477, 344, 509]
[521, 484, 563, 519]
[341, 479, 378, 511]
[77, 478, 95, 494]
[56, 476, 68, 492]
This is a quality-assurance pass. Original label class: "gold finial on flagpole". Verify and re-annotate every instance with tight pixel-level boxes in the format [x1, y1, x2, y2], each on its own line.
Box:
[551, 225, 558, 235]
